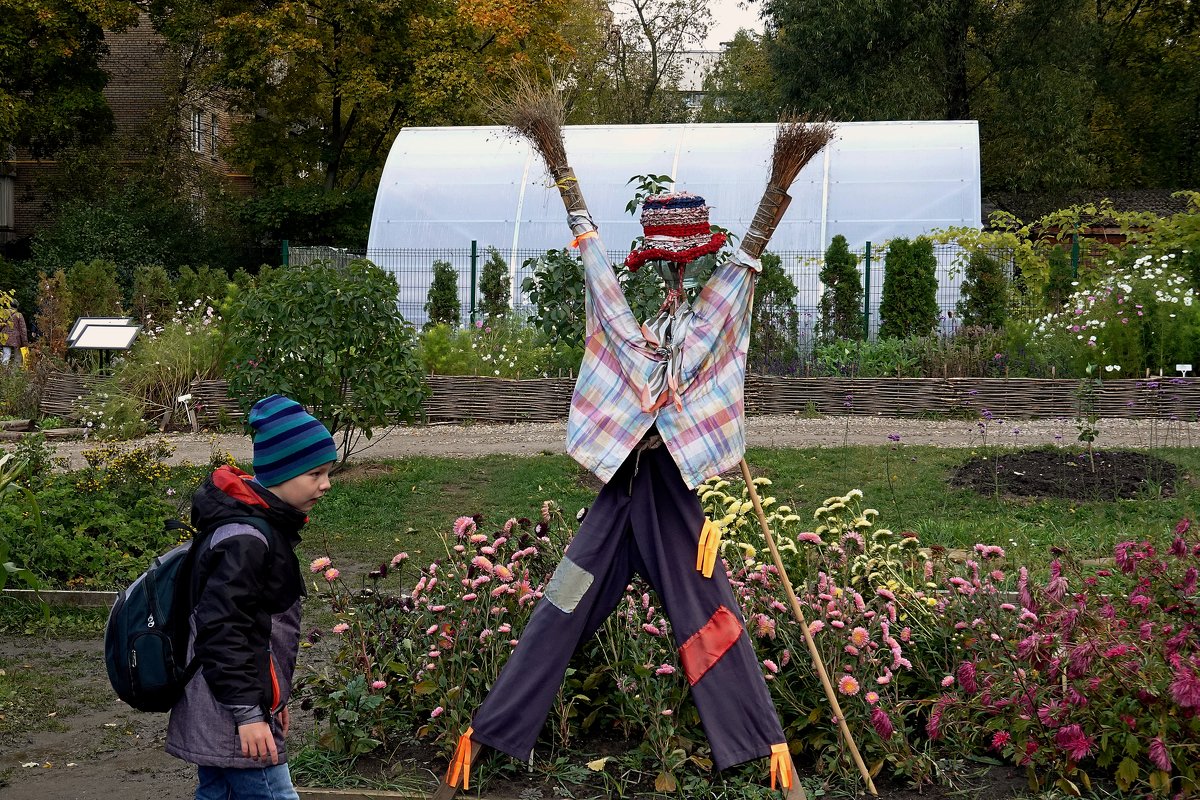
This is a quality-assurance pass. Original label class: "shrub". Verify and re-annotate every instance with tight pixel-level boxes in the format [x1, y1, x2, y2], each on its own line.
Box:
[929, 523, 1200, 795]
[1043, 245, 1074, 311]
[0, 362, 38, 418]
[118, 300, 228, 419]
[818, 235, 864, 341]
[879, 238, 939, 339]
[176, 265, 230, 307]
[66, 259, 124, 319]
[224, 260, 427, 462]
[129, 264, 176, 324]
[478, 247, 511, 319]
[521, 249, 585, 356]
[750, 252, 802, 374]
[74, 379, 150, 440]
[425, 260, 461, 328]
[417, 319, 557, 378]
[957, 250, 1008, 329]
[33, 270, 73, 358]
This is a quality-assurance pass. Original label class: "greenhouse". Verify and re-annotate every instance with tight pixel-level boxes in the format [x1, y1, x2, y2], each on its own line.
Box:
[365, 121, 982, 326]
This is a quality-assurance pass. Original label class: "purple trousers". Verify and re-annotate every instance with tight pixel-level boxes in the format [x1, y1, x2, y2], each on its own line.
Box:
[470, 436, 786, 770]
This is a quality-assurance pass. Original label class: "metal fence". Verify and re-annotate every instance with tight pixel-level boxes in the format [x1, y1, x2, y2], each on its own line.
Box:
[288, 242, 1019, 339]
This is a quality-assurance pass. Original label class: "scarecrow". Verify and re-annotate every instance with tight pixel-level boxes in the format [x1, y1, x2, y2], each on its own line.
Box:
[432, 81, 840, 800]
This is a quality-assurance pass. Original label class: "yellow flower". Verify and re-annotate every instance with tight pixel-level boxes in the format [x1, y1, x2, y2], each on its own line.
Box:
[739, 501, 754, 515]
[752, 477, 773, 486]
[925, 597, 938, 606]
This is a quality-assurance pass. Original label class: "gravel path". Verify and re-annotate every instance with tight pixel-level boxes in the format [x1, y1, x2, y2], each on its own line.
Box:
[47, 414, 1199, 470]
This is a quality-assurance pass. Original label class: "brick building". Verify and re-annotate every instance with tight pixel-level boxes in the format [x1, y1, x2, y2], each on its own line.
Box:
[0, 14, 247, 249]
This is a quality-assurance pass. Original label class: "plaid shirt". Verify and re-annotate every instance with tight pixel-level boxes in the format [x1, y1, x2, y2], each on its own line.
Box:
[566, 222, 759, 489]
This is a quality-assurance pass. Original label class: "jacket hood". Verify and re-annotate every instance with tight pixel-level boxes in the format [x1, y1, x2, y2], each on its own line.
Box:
[190, 464, 307, 546]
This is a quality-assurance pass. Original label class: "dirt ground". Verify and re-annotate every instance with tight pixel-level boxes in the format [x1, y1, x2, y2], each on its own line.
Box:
[2, 415, 1176, 798]
[45, 413, 1200, 471]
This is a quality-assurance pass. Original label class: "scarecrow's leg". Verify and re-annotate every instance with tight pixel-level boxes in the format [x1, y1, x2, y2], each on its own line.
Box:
[628, 444, 804, 798]
[435, 454, 644, 795]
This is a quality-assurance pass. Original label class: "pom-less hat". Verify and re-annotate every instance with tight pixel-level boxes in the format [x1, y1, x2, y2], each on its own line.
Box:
[248, 395, 337, 487]
[624, 192, 727, 271]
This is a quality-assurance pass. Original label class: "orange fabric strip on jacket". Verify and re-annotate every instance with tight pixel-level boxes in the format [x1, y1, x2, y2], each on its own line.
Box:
[679, 605, 743, 686]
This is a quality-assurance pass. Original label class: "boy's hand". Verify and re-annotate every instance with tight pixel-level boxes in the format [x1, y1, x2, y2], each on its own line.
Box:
[279, 706, 290, 737]
[238, 721, 279, 764]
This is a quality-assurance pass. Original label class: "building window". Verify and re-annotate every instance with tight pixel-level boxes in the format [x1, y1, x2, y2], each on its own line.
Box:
[191, 109, 204, 152]
[210, 113, 219, 156]
[0, 175, 13, 231]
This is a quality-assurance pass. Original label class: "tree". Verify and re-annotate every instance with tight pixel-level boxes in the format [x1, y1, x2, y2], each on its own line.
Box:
[478, 247, 512, 319]
[0, 0, 136, 157]
[426, 260, 461, 328]
[817, 235, 864, 340]
[1043, 246, 1074, 312]
[956, 250, 1007, 329]
[224, 261, 426, 463]
[878, 237, 939, 339]
[696, 29, 781, 123]
[570, 0, 713, 123]
[749, 252, 801, 373]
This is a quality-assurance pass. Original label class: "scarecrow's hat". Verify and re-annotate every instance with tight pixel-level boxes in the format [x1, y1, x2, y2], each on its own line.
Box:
[624, 192, 726, 271]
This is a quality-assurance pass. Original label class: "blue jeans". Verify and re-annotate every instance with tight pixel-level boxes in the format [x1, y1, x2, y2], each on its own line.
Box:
[196, 764, 300, 800]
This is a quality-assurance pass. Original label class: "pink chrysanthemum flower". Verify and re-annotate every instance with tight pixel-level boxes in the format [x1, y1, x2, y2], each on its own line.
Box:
[808, 620, 826, 635]
[838, 675, 860, 695]
[940, 675, 955, 688]
[850, 627, 870, 647]
[431, 706, 444, 718]
[390, 552, 408, 566]
[332, 623, 349, 634]
[371, 680, 387, 690]
[324, 568, 340, 582]
[472, 555, 494, 572]
[763, 659, 779, 674]
[454, 516, 476, 538]
[655, 664, 675, 676]
[864, 691, 879, 705]
[991, 731, 1011, 750]
[309, 557, 332, 573]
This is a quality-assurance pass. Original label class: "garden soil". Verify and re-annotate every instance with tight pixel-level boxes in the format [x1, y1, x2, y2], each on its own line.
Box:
[2, 415, 1180, 799]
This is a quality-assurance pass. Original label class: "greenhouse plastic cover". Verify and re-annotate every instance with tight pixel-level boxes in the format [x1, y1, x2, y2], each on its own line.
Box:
[367, 121, 980, 322]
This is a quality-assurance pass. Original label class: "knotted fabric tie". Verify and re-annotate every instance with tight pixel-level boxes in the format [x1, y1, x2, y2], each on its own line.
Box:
[640, 301, 694, 413]
[770, 743, 794, 792]
[446, 726, 474, 790]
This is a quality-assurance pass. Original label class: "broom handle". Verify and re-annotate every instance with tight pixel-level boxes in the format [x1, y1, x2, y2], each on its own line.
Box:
[740, 187, 793, 260]
[738, 459, 878, 796]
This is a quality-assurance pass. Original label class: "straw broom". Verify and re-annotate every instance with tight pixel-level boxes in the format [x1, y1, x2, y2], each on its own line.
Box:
[488, 76, 876, 795]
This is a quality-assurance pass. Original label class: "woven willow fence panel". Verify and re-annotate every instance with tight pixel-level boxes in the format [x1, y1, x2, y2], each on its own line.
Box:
[40, 372, 1200, 426]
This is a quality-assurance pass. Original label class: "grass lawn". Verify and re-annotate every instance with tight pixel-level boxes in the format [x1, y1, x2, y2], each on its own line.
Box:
[298, 444, 1200, 578]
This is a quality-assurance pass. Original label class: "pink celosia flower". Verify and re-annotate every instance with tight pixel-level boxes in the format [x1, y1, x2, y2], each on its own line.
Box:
[310, 557, 331, 573]
[838, 675, 860, 695]
[390, 552, 408, 566]
[1054, 724, 1093, 761]
[655, 664, 675, 676]
[1149, 737, 1172, 772]
[1175, 518, 1191, 535]
[763, 659, 779, 674]
[870, 706, 894, 739]
[324, 568, 340, 582]
[332, 623, 350, 634]
[1169, 663, 1200, 708]
[371, 680, 387, 690]
[957, 661, 978, 695]
[991, 731, 1011, 750]
[927, 699, 946, 740]
[454, 516, 476, 537]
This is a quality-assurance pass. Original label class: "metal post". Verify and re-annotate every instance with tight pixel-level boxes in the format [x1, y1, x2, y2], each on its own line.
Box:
[1071, 232, 1080, 279]
[469, 240, 478, 326]
[862, 241, 872, 339]
[281, 239, 289, 267]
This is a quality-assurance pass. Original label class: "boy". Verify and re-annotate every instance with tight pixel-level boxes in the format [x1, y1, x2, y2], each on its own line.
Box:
[166, 394, 337, 800]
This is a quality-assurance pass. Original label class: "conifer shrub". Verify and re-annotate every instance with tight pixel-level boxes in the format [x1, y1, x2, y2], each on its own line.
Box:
[749, 252, 801, 373]
[66, 259, 123, 319]
[817, 234, 864, 340]
[425, 260, 461, 328]
[130, 265, 176, 324]
[478, 247, 511, 319]
[957, 250, 1008, 329]
[1043, 245, 1074, 311]
[879, 237, 939, 339]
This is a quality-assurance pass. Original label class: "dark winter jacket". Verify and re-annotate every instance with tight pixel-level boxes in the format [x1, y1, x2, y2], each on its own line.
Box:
[165, 464, 308, 767]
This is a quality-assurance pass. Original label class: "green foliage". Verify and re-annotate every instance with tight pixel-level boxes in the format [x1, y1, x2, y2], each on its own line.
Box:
[956, 250, 1008, 329]
[749, 252, 801, 373]
[477, 247, 511, 320]
[224, 260, 427, 462]
[520, 249, 585, 356]
[0, 257, 40, 326]
[65, 259, 123, 319]
[0, 439, 179, 589]
[1043, 246, 1074, 311]
[74, 380, 151, 441]
[879, 238, 939, 339]
[817, 235, 864, 341]
[425, 260, 461, 329]
[696, 29, 781, 123]
[0, 453, 43, 595]
[0, 0, 136, 157]
[129, 264, 176, 324]
[417, 319, 558, 379]
[118, 301, 229, 418]
[176, 265, 230, 307]
[33, 269, 72, 358]
[233, 186, 375, 248]
[0, 362, 37, 419]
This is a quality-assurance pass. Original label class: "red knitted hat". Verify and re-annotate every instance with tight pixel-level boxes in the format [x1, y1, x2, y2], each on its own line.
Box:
[624, 192, 727, 271]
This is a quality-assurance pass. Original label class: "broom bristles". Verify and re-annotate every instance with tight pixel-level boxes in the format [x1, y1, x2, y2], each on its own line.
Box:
[769, 112, 836, 191]
[482, 70, 570, 175]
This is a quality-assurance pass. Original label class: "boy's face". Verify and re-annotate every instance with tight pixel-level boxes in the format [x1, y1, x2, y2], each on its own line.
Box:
[269, 462, 334, 513]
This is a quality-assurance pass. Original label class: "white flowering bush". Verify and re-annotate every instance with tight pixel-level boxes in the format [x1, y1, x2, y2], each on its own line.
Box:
[1022, 252, 1198, 377]
[118, 299, 229, 417]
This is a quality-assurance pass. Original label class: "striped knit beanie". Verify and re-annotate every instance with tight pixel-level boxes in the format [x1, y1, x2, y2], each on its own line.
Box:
[248, 395, 337, 486]
[624, 192, 727, 271]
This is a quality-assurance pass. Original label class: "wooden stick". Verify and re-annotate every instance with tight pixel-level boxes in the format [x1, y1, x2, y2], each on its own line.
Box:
[738, 459, 878, 796]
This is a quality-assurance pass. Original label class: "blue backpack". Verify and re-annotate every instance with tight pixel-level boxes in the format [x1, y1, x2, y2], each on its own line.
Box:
[104, 515, 272, 712]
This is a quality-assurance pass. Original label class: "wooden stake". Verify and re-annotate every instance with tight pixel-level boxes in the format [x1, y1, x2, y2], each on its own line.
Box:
[738, 459, 878, 796]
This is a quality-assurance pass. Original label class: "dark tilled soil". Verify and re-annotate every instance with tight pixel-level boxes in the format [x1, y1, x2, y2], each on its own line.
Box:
[950, 448, 1179, 500]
